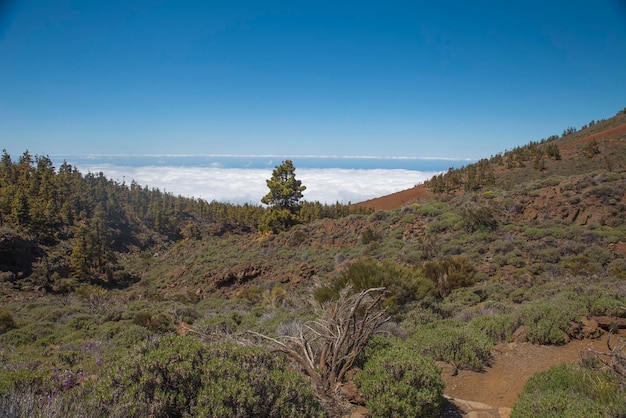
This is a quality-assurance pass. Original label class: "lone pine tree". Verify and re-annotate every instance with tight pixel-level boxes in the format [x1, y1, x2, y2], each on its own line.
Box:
[260, 160, 306, 232]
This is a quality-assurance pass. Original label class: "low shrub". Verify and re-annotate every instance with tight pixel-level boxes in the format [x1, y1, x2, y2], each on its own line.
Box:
[469, 313, 518, 343]
[399, 302, 444, 332]
[0, 383, 108, 418]
[0, 328, 37, 346]
[0, 310, 16, 334]
[421, 256, 478, 297]
[131, 309, 174, 333]
[97, 335, 324, 418]
[315, 258, 434, 313]
[516, 297, 588, 345]
[355, 346, 444, 417]
[407, 320, 492, 371]
[512, 363, 626, 417]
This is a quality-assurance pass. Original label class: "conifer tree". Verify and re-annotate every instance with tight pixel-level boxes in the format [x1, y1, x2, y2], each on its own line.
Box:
[260, 160, 306, 232]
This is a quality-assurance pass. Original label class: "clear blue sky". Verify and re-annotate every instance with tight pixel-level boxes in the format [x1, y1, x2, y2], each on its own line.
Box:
[1, 1, 625, 160]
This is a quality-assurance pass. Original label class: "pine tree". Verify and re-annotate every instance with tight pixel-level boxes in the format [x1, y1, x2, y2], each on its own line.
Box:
[260, 160, 306, 232]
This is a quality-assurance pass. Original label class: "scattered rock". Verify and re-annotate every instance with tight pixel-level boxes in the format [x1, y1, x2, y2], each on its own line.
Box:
[340, 369, 364, 404]
[212, 264, 266, 288]
[445, 396, 502, 417]
[581, 317, 599, 335]
[512, 326, 527, 343]
[592, 315, 626, 330]
[343, 405, 368, 418]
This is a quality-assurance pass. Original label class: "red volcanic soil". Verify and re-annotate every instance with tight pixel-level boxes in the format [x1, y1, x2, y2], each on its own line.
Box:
[355, 122, 626, 211]
[354, 184, 435, 211]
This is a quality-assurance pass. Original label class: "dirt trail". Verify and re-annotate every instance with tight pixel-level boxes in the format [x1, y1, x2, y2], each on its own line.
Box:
[442, 334, 616, 411]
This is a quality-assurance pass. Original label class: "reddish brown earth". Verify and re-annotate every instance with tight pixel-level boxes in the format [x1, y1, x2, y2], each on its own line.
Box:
[441, 332, 621, 415]
[355, 122, 626, 212]
[355, 183, 435, 210]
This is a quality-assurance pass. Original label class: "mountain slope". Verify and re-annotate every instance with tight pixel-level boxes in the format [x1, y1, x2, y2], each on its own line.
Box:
[357, 109, 626, 211]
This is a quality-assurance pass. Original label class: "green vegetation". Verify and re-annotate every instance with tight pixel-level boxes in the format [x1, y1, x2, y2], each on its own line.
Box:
[260, 159, 307, 233]
[314, 258, 434, 313]
[407, 320, 493, 371]
[512, 363, 626, 417]
[354, 346, 444, 417]
[1, 109, 626, 415]
[98, 335, 324, 418]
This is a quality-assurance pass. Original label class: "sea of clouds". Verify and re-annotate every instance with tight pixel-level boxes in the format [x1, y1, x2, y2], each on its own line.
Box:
[70, 164, 438, 204]
[63, 155, 468, 205]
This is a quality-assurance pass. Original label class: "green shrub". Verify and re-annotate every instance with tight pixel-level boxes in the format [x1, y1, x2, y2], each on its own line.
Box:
[418, 202, 447, 217]
[421, 256, 477, 297]
[353, 334, 396, 369]
[407, 320, 492, 371]
[0, 383, 108, 418]
[0, 310, 16, 334]
[97, 335, 323, 418]
[355, 346, 444, 417]
[194, 345, 323, 417]
[96, 321, 151, 349]
[445, 287, 482, 306]
[132, 309, 174, 333]
[425, 211, 461, 234]
[516, 297, 588, 345]
[0, 328, 37, 346]
[469, 314, 518, 343]
[315, 258, 434, 313]
[512, 363, 626, 418]
[399, 302, 444, 332]
[360, 227, 381, 245]
[0, 367, 49, 395]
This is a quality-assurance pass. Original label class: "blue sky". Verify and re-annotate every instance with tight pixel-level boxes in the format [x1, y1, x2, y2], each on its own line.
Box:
[1, 1, 625, 160]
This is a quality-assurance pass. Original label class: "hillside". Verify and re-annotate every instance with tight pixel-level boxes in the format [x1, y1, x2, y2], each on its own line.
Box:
[358, 109, 626, 211]
[1, 108, 626, 417]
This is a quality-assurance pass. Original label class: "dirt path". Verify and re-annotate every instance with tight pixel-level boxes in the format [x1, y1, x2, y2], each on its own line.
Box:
[441, 334, 615, 411]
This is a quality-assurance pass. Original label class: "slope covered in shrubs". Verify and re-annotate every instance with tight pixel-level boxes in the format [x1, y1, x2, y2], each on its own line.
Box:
[1, 108, 626, 416]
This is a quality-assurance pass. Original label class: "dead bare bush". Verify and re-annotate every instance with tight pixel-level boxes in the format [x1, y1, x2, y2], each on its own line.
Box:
[580, 308, 626, 384]
[250, 286, 390, 393]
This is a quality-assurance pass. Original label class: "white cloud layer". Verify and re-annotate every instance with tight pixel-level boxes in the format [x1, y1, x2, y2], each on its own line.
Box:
[75, 164, 439, 204]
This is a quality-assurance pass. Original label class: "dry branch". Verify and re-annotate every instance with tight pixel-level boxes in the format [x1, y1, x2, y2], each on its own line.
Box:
[250, 286, 390, 393]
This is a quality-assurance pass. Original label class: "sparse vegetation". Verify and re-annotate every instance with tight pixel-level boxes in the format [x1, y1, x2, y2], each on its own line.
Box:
[1, 109, 626, 415]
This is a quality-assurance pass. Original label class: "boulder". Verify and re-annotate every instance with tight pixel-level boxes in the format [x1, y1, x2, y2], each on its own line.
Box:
[512, 326, 527, 343]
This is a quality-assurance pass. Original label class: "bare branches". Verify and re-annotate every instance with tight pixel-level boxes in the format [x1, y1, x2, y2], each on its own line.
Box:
[580, 329, 626, 383]
[250, 286, 390, 393]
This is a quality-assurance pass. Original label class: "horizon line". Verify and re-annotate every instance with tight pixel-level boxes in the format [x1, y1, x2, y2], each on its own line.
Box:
[52, 153, 477, 162]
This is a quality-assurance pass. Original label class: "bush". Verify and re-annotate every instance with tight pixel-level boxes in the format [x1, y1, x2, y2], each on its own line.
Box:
[421, 256, 477, 297]
[516, 297, 588, 345]
[97, 335, 323, 418]
[512, 363, 626, 417]
[469, 314, 518, 343]
[408, 320, 492, 371]
[355, 346, 444, 417]
[315, 258, 433, 313]
[194, 345, 323, 417]
[131, 309, 174, 333]
[0, 383, 108, 418]
[360, 227, 381, 245]
[0, 310, 16, 334]
[0, 328, 37, 346]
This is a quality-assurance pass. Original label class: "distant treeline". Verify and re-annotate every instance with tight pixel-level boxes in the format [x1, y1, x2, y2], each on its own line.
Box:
[0, 150, 371, 285]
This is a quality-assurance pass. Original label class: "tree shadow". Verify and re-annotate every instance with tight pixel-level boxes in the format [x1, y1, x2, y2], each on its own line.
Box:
[439, 398, 465, 417]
